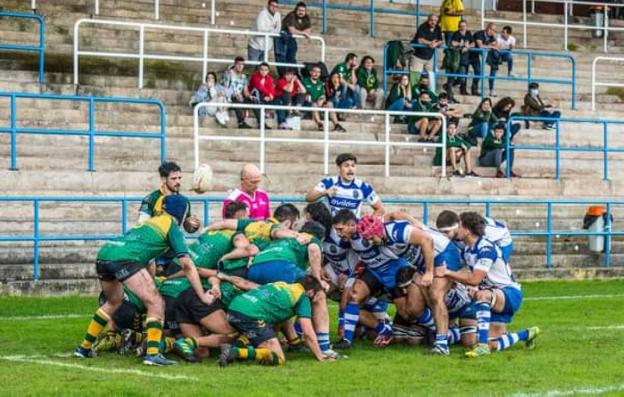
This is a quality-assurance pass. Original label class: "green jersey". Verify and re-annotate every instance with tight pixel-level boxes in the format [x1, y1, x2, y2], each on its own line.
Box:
[251, 235, 321, 271]
[187, 230, 236, 269]
[139, 189, 192, 218]
[97, 214, 188, 266]
[158, 276, 211, 299]
[236, 218, 281, 250]
[219, 281, 244, 308]
[302, 77, 325, 102]
[332, 62, 351, 82]
[228, 282, 312, 324]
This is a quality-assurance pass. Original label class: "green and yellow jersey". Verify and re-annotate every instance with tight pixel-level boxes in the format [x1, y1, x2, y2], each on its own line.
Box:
[236, 218, 282, 251]
[219, 281, 245, 308]
[181, 229, 236, 270]
[139, 188, 192, 218]
[251, 234, 321, 271]
[228, 282, 312, 324]
[97, 214, 188, 266]
[159, 276, 211, 299]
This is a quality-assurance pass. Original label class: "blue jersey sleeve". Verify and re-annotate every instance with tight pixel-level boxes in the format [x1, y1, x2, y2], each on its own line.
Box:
[361, 181, 379, 205]
[314, 177, 334, 192]
[387, 222, 413, 244]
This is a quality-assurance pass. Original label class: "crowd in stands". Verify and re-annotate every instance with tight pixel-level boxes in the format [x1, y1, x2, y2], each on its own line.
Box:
[190, 0, 563, 179]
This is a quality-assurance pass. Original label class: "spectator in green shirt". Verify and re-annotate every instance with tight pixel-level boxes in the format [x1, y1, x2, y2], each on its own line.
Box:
[356, 56, 384, 110]
[411, 73, 438, 103]
[433, 118, 477, 177]
[479, 123, 519, 178]
[331, 53, 361, 109]
[302, 63, 344, 132]
[386, 75, 413, 114]
[410, 91, 442, 142]
[467, 97, 498, 145]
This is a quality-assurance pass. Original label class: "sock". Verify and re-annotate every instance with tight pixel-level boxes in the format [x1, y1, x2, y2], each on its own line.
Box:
[145, 317, 163, 356]
[434, 333, 449, 350]
[448, 327, 461, 345]
[366, 299, 389, 322]
[343, 302, 360, 344]
[316, 332, 330, 353]
[474, 301, 491, 345]
[495, 330, 528, 352]
[106, 328, 117, 338]
[185, 336, 198, 349]
[416, 308, 435, 330]
[163, 336, 176, 353]
[337, 309, 345, 336]
[233, 347, 284, 365]
[80, 308, 111, 350]
[374, 321, 392, 336]
[293, 321, 303, 338]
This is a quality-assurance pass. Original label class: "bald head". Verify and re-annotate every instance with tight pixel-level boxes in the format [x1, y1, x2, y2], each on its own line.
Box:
[240, 164, 262, 194]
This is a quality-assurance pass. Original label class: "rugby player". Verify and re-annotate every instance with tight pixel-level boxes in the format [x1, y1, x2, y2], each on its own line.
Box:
[74, 195, 209, 366]
[444, 212, 540, 358]
[305, 153, 384, 217]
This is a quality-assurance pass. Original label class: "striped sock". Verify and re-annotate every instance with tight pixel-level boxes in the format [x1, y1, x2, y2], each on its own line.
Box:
[434, 333, 449, 349]
[316, 332, 330, 353]
[337, 309, 345, 336]
[416, 308, 435, 330]
[145, 317, 163, 356]
[448, 327, 461, 345]
[80, 308, 110, 350]
[495, 332, 521, 351]
[366, 299, 389, 322]
[474, 301, 491, 344]
[343, 302, 360, 344]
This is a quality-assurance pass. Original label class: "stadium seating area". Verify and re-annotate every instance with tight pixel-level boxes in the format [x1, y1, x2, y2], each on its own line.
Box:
[2, 0, 624, 293]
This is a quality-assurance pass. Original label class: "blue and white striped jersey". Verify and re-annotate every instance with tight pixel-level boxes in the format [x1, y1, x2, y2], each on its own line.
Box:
[323, 227, 357, 275]
[462, 237, 521, 291]
[314, 176, 379, 217]
[484, 217, 512, 249]
[350, 221, 409, 271]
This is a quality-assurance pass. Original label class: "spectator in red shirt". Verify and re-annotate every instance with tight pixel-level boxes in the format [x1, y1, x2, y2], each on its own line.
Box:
[276, 68, 307, 117]
[221, 164, 271, 220]
[248, 62, 288, 129]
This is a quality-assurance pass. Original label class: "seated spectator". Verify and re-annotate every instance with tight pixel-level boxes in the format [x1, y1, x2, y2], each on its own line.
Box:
[324, 72, 350, 132]
[467, 97, 497, 144]
[222, 56, 253, 129]
[435, 92, 463, 121]
[385, 74, 413, 112]
[356, 56, 384, 110]
[410, 14, 444, 77]
[276, 68, 306, 115]
[433, 118, 477, 177]
[189, 72, 229, 127]
[302, 64, 343, 131]
[248, 62, 288, 129]
[492, 96, 521, 139]
[479, 123, 519, 178]
[523, 82, 561, 130]
[276, 2, 311, 75]
[496, 25, 517, 77]
[471, 23, 499, 97]
[412, 73, 438, 103]
[410, 91, 441, 141]
[332, 53, 360, 108]
[249, 0, 281, 62]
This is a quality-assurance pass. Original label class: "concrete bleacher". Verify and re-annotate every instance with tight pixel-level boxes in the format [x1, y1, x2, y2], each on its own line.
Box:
[1, 0, 624, 294]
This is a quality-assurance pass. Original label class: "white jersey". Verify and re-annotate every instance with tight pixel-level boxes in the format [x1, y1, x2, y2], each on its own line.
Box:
[313, 176, 379, 217]
[462, 237, 520, 291]
[404, 225, 454, 268]
[496, 34, 516, 50]
[484, 217, 512, 249]
[323, 227, 357, 275]
[350, 221, 409, 271]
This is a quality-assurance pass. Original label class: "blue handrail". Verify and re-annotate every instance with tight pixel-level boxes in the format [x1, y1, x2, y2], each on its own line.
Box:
[280, 0, 426, 37]
[0, 92, 167, 171]
[505, 115, 624, 181]
[0, 195, 619, 281]
[382, 43, 577, 109]
[0, 12, 45, 83]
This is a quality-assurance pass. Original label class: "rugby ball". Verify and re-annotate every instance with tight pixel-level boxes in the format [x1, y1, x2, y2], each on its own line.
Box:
[192, 164, 213, 194]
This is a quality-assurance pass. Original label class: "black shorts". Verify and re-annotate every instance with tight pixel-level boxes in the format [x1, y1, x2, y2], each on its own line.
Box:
[111, 301, 143, 332]
[359, 269, 405, 300]
[175, 288, 225, 325]
[227, 311, 275, 347]
[96, 260, 144, 282]
[164, 295, 179, 332]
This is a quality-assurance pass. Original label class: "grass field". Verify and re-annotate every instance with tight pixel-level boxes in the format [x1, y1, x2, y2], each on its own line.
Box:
[1, 279, 623, 397]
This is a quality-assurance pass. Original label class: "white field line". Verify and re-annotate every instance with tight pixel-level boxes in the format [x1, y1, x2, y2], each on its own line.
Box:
[0, 314, 89, 321]
[524, 293, 624, 301]
[586, 324, 624, 330]
[510, 383, 624, 397]
[0, 355, 199, 382]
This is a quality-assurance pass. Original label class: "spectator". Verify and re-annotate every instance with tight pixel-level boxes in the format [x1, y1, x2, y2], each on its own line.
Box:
[433, 118, 477, 177]
[444, 19, 473, 99]
[276, 2, 311, 75]
[222, 163, 271, 220]
[440, 0, 464, 44]
[356, 56, 384, 110]
[467, 97, 497, 144]
[411, 73, 438, 103]
[496, 25, 517, 77]
[248, 62, 288, 129]
[471, 22, 499, 97]
[325, 71, 353, 129]
[332, 53, 360, 108]
[385, 74, 413, 112]
[411, 91, 441, 141]
[435, 92, 463, 121]
[479, 123, 519, 178]
[523, 82, 561, 130]
[302, 64, 345, 132]
[189, 72, 229, 127]
[222, 56, 253, 129]
[410, 14, 444, 77]
[248, 0, 281, 62]
[492, 96, 521, 139]
[276, 68, 307, 116]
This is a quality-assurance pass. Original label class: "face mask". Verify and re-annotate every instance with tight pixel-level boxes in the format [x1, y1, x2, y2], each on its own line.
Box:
[420, 84, 428, 90]
[530, 89, 539, 96]
[421, 100, 430, 106]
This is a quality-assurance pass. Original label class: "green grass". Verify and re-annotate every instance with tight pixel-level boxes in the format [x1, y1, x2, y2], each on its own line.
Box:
[606, 87, 624, 102]
[1, 280, 624, 396]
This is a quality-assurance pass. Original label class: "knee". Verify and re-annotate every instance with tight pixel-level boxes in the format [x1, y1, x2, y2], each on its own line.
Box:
[474, 290, 491, 303]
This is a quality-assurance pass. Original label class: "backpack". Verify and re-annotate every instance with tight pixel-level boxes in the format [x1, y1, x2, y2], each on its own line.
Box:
[386, 40, 414, 70]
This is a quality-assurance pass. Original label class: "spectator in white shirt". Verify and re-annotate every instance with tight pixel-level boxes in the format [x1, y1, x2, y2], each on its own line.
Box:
[248, 0, 281, 63]
[496, 25, 517, 77]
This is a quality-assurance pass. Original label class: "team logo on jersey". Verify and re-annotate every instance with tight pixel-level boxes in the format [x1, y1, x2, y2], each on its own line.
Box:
[330, 246, 338, 254]
[353, 190, 360, 199]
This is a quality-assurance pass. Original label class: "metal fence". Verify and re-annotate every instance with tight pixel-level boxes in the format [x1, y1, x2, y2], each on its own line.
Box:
[0, 11, 44, 83]
[591, 56, 624, 111]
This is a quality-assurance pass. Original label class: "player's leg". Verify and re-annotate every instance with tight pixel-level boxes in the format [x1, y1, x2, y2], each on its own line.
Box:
[311, 290, 332, 355]
[489, 287, 539, 352]
[177, 322, 205, 361]
[459, 318, 478, 347]
[394, 267, 434, 331]
[219, 312, 284, 366]
[465, 288, 496, 358]
[335, 275, 373, 349]
[428, 275, 452, 355]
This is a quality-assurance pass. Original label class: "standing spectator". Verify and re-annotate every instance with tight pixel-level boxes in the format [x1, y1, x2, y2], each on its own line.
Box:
[276, 68, 307, 115]
[222, 164, 271, 220]
[471, 23, 499, 97]
[411, 91, 441, 141]
[222, 56, 253, 129]
[356, 56, 384, 110]
[467, 97, 497, 144]
[325, 71, 352, 130]
[248, 0, 281, 62]
[492, 96, 521, 139]
[433, 118, 476, 177]
[445, 19, 473, 99]
[410, 14, 444, 78]
[385, 74, 413, 112]
[479, 123, 519, 178]
[523, 82, 561, 130]
[248, 62, 288, 129]
[276, 2, 311, 75]
[496, 26, 517, 77]
[332, 53, 360, 108]
[303, 64, 344, 131]
[440, 0, 464, 44]
[189, 72, 229, 127]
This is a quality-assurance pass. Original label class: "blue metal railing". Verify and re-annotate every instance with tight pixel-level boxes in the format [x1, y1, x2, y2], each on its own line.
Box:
[0, 92, 167, 171]
[383, 43, 577, 109]
[0, 196, 620, 282]
[505, 116, 624, 181]
[0, 12, 45, 83]
[280, 0, 426, 37]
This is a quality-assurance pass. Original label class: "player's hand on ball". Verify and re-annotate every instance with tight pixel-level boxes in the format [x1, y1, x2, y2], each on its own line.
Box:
[184, 215, 201, 233]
